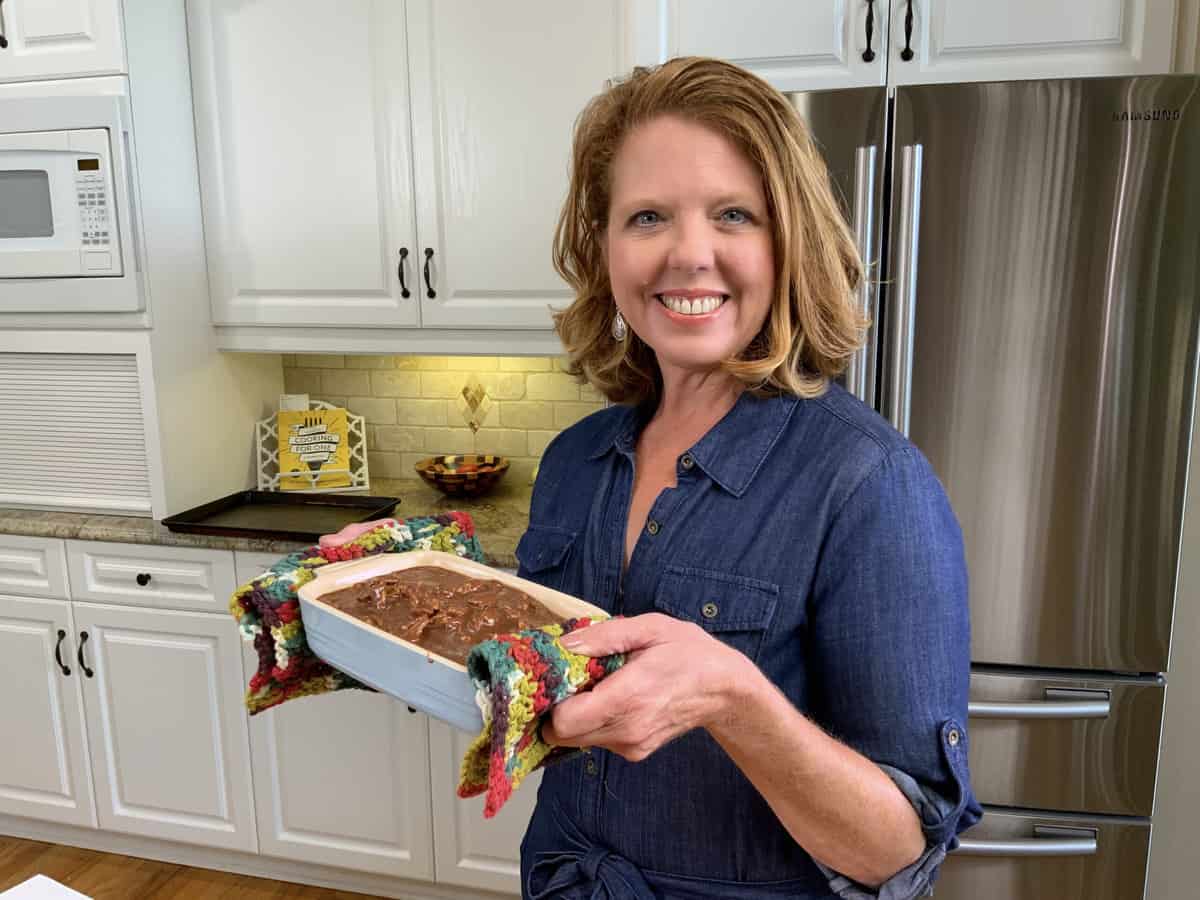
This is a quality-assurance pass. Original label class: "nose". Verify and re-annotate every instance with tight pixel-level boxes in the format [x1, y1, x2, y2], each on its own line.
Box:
[666, 214, 715, 274]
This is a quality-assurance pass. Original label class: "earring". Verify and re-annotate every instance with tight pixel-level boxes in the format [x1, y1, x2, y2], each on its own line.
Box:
[611, 310, 627, 342]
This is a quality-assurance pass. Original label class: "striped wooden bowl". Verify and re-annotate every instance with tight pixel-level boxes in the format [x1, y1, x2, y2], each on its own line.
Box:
[414, 454, 509, 497]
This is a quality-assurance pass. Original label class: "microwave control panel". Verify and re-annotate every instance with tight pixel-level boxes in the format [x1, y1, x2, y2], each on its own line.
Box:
[75, 158, 110, 248]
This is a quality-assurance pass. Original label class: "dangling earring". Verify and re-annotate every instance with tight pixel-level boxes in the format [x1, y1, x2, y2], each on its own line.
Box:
[611, 310, 627, 342]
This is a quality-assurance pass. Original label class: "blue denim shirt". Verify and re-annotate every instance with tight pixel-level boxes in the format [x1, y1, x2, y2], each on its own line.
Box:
[516, 384, 981, 900]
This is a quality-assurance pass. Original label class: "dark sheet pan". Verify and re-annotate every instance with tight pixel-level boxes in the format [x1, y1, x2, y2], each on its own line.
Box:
[161, 490, 400, 542]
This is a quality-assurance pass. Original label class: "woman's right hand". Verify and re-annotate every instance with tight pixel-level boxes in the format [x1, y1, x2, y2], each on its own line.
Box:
[318, 518, 396, 549]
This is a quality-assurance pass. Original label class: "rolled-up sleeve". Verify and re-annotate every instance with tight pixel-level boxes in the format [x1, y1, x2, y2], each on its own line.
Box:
[808, 447, 982, 898]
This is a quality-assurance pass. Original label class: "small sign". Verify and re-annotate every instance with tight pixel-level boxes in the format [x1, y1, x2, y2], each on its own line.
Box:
[277, 407, 352, 490]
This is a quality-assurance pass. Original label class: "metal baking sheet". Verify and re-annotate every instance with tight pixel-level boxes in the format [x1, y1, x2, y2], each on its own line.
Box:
[161, 490, 400, 542]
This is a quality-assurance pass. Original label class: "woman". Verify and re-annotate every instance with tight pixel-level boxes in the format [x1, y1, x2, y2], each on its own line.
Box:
[514, 58, 978, 899]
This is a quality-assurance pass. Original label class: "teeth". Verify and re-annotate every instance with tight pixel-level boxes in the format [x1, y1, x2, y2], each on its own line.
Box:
[657, 294, 726, 316]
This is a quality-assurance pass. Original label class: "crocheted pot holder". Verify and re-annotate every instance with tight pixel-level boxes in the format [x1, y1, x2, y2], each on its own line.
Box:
[228, 512, 483, 714]
[458, 619, 626, 818]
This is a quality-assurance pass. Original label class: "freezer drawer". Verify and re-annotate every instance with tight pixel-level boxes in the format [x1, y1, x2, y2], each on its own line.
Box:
[968, 671, 1164, 817]
[938, 808, 1149, 900]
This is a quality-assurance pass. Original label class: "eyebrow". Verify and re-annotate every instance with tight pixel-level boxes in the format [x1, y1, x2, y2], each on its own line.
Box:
[615, 193, 764, 211]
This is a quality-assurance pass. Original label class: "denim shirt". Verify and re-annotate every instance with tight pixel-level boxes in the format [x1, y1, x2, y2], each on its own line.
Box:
[516, 384, 981, 900]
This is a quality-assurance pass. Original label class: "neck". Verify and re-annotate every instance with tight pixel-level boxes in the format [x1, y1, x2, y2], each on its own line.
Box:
[651, 365, 743, 438]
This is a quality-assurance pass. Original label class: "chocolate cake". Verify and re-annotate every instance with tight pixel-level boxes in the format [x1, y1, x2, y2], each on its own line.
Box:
[319, 565, 559, 664]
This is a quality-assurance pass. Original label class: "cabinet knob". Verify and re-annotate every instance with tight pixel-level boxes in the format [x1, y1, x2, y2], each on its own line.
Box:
[136, 572, 152, 587]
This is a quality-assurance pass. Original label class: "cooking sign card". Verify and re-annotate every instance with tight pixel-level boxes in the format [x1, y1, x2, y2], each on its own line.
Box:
[277, 407, 352, 490]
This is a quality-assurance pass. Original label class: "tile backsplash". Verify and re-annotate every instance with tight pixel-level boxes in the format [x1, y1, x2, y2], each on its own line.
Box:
[281, 355, 605, 485]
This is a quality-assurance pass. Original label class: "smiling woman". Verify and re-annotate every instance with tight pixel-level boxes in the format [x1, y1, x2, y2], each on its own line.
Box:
[506, 57, 980, 900]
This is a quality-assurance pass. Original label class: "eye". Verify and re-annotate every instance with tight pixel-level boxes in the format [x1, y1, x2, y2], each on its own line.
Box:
[719, 208, 752, 225]
[630, 210, 661, 227]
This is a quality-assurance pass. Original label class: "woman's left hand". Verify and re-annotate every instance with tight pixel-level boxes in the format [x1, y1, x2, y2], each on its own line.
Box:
[543, 612, 753, 762]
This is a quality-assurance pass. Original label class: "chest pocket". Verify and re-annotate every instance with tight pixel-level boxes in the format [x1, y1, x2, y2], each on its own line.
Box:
[654, 565, 779, 663]
[515, 525, 577, 593]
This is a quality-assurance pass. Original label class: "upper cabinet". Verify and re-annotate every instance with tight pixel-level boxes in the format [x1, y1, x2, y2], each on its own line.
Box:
[188, 0, 638, 336]
[886, 0, 1179, 85]
[0, 0, 126, 83]
[650, 0, 888, 91]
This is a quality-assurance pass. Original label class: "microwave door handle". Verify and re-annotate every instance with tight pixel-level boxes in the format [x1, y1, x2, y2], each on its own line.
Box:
[845, 144, 878, 405]
[954, 826, 1099, 857]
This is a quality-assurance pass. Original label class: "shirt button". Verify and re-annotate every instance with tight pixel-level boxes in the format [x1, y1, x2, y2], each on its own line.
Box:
[585, 758, 598, 776]
[947, 728, 961, 747]
[646, 520, 660, 536]
[702, 602, 719, 619]
[680, 454, 694, 470]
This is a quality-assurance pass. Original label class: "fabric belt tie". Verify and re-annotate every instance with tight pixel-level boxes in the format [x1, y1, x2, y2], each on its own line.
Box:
[528, 842, 656, 899]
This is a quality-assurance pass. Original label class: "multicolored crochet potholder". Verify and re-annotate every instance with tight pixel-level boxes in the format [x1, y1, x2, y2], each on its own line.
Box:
[457, 617, 626, 818]
[229, 512, 483, 714]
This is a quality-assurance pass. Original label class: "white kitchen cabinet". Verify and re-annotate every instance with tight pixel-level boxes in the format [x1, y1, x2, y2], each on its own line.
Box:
[642, 0, 888, 91]
[73, 600, 258, 852]
[188, 0, 636, 338]
[0, 0, 126, 84]
[0, 594, 96, 829]
[886, 0, 1179, 85]
[428, 719, 539, 895]
[66, 540, 237, 615]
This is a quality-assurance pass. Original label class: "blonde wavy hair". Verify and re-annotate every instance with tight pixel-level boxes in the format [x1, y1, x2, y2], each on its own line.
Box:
[552, 57, 868, 404]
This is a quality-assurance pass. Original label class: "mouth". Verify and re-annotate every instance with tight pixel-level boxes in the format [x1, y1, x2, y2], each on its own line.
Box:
[654, 293, 729, 317]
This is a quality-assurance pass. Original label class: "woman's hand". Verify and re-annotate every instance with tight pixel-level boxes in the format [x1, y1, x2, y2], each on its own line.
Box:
[317, 518, 396, 549]
[543, 612, 755, 762]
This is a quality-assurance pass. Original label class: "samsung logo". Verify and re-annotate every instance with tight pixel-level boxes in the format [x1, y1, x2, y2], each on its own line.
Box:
[1113, 108, 1182, 122]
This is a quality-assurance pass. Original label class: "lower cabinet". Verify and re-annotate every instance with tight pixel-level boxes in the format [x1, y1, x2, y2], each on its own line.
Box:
[0, 594, 96, 829]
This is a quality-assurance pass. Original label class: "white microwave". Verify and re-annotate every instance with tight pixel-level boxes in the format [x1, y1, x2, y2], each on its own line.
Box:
[0, 128, 124, 278]
[0, 79, 142, 314]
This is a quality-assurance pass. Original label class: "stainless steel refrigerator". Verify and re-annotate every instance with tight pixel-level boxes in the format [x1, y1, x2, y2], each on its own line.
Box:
[792, 76, 1200, 899]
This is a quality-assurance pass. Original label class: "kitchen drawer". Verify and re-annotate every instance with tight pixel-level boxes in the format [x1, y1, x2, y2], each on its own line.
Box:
[0, 534, 69, 599]
[967, 671, 1164, 817]
[234, 551, 290, 587]
[66, 540, 236, 613]
[938, 807, 1149, 900]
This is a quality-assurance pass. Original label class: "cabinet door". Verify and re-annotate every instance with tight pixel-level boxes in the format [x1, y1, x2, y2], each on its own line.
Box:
[643, 0, 887, 91]
[407, 0, 632, 329]
[0, 595, 95, 828]
[246, 668, 435, 877]
[428, 719, 540, 895]
[73, 602, 257, 851]
[887, 0, 1178, 86]
[0, 0, 125, 83]
[187, 0, 419, 327]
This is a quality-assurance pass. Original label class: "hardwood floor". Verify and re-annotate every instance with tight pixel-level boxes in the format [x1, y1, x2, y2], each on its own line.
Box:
[0, 837, 383, 899]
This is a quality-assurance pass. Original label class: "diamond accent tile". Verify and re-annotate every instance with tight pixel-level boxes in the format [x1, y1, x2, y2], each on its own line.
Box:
[457, 375, 493, 432]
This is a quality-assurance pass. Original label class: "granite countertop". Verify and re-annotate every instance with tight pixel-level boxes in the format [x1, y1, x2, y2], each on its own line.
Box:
[0, 478, 531, 569]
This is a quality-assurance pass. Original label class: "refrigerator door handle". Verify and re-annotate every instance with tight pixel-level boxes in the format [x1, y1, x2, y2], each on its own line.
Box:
[845, 144, 878, 405]
[954, 826, 1099, 857]
[968, 687, 1111, 719]
[888, 144, 923, 435]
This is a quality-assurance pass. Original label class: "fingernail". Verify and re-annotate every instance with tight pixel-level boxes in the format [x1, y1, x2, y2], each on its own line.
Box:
[561, 634, 584, 650]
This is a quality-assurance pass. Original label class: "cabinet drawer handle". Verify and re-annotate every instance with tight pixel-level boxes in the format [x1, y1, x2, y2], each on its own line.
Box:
[423, 247, 437, 299]
[900, 0, 915, 61]
[55, 629, 72, 676]
[77, 631, 94, 679]
[862, 0, 876, 62]
[136, 572, 152, 587]
[398, 247, 411, 298]
[0, 0, 8, 50]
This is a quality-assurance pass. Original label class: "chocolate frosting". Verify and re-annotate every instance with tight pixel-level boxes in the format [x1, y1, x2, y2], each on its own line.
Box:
[320, 565, 559, 664]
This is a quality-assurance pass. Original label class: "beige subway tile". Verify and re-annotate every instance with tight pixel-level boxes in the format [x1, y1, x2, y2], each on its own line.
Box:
[282, 368, 322, 395]
[368, 451, 410, 479]
[344, 397, 398, 425]
[553, 356, 574, 372]
[424, 428, 476, 454]
[473, 428, 528, 458]
[375, 426, 425, 452]
[401, 452, 429, 472]
[443, 356, 499, 371]
[482, 372, 526, 401]
[555, 401, 603, 429]
[421, 371, 469, 399]
[498, 401, 555, 430]
[371, 370, 422, 398]
[281, 354, 297, 367]
[396, 399, 449, 426]
[319, 396, 347, 410]
[345, 354, 396, 369]
[507, 458, 539, 484]
[580, 382, 605, 402]
[526, 430, 558, 457]
[363, 425, 377, 451]
[398, 355, 447, 370]
[499, 356, 552, 372]
[320, 370, 370, 396]
[526, 372, 580, 401]
[294, 353, 345, 369]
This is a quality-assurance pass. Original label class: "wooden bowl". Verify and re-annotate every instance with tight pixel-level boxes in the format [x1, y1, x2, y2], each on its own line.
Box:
[414, 454, 509, 497]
